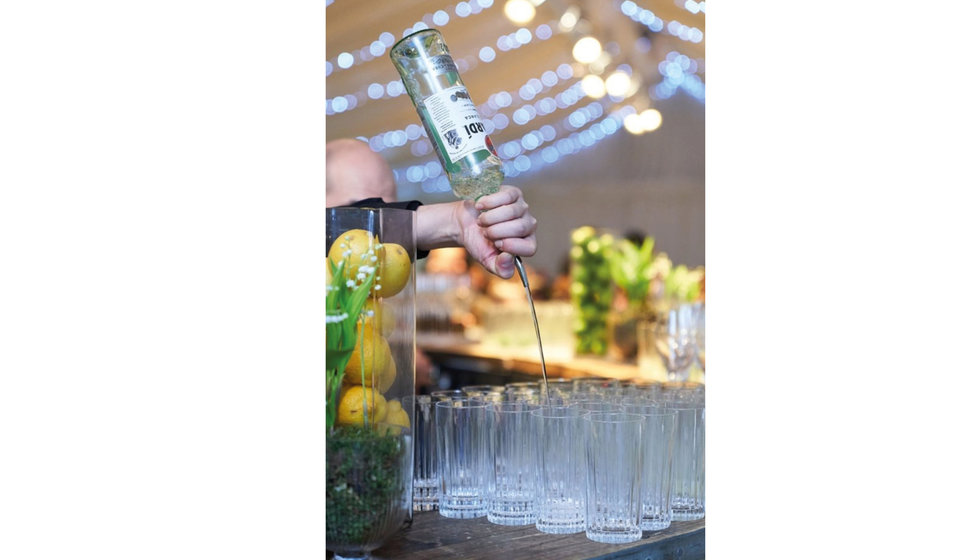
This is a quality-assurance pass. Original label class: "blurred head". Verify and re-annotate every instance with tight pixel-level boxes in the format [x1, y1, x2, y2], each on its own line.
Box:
[325, 138, 397, 207]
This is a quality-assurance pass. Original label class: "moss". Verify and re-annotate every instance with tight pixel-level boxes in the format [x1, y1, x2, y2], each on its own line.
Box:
[325, 425, 407, 546]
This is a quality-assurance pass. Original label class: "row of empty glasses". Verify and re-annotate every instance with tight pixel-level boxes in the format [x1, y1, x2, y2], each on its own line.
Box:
[406, 378, 705, 544]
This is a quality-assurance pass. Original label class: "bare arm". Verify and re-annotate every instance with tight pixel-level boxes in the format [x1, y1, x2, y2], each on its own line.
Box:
[416, 185, 538, 279]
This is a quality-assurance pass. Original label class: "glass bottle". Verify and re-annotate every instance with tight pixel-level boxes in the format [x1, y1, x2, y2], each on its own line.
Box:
[390, 29, 504, 201]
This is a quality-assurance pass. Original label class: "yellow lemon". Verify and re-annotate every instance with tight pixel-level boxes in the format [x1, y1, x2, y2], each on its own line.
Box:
[343, 322, 393, 388]
[386, 405, 410, 429]
[373, 398, 390, 424]
[377, 242, 411, 298]
[335, 385, 384, 426]
[327, 229, 383, 283]
[361, 298, 396, 338]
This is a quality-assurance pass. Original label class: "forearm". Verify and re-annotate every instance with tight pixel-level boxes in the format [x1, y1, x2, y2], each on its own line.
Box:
[416, 202, 463, 251]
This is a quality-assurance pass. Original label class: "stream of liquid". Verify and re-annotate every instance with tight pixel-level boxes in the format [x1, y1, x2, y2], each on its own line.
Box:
[513, 256, 549, 404]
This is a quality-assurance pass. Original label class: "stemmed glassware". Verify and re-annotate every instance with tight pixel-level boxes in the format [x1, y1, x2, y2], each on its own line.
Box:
[652, 305, 697, 382]
[690, 302, 705, 375]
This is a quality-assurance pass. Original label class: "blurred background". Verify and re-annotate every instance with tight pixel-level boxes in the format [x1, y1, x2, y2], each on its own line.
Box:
[326, 0, 704, 279]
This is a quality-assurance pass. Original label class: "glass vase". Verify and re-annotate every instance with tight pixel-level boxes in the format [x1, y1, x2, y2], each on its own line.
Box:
[326, 207, 416, 558]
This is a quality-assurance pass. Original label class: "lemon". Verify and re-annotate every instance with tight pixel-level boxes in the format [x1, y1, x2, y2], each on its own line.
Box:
[343, 322, 393, 389]
[327, 229, 383, 283]
[376, 354, 397, 394]
[385, 401, 410, 429]
[361, 298, 395, 338]
[377, 242, 411, 298]
[335, 385, 384, 426]
[373, 398, 390, 423]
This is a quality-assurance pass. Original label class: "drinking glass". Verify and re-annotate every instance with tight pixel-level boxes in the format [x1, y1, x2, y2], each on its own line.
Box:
[461, 384, 505, 403]
[652, 307, 696, 382]
[435, 399, 493, 518]
[572, 377, 621, 396]
[573, 400, 624, 414]
[624, 403, 678, 531]
[692, 302, 705, 373]
[405, 395, 439, 511]
[532, 405, 587, 534]
[504, 381, 541, 404]
[666, 399, 705, 521]
[429, 389, 467, 402]
[585, 412, 644, 544]
[540, 378, 574, 400]
[488, 402, 539, 525]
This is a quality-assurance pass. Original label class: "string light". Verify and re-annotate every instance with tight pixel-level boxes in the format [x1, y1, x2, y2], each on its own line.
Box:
[618, 1, 703, 44]
[326, 21, 559, 115]
[653, 51, 705, 102]
[503, 0, 535, 25]
[327, 2, 703, 191]
[325, 0, 496, 75]
[572, 36, 603, 64]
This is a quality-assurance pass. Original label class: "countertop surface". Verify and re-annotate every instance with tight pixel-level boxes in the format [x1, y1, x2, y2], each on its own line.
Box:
[372, 510, 705, 560]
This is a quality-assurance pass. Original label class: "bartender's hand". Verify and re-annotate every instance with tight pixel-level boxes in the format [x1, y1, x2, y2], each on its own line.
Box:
[416, 184, 537, 279]
[460, 185, 537, 279]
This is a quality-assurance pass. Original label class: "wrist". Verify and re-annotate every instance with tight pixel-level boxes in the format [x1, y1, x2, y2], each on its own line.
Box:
[416, 202, 464, 250]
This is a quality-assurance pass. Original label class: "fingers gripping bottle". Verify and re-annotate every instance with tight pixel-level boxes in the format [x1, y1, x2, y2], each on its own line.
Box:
[390, 29, 504, 201]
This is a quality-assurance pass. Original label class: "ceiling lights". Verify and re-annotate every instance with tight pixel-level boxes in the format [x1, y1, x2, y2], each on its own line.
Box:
[503, 0, 535, 24]
[572, 36, 602, 64]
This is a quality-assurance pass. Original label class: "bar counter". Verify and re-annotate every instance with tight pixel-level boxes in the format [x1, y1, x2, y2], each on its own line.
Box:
[417, 333, 646, 382]
[374, 510, 705, 560]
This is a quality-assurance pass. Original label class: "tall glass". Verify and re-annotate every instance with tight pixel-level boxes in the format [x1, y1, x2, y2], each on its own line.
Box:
[666, 400, 705, 521]
[532, 405, 587, 534]
[435, 399, 493, 519]
[461, 384, 505, 403]
[652, 306, 696, 382]
[406, 395, 439, 512]
[488, 402, 539, 525]
[624, 403, 678, 531]
[585, 412, 644, 544]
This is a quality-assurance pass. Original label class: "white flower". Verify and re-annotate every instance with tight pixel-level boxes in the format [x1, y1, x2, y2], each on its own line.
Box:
[325, 312, 349, 324]
[346, 279, 355, 288]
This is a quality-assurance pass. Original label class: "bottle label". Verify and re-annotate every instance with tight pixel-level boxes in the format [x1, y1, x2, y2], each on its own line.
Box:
[419, 85, 490, 165]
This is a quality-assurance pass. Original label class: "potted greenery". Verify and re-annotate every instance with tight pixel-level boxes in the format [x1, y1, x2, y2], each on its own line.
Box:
[607, 235, 657, 361]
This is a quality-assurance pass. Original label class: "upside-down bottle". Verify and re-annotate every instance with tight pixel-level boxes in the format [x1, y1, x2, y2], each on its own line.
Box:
[389, 28, 504, 200]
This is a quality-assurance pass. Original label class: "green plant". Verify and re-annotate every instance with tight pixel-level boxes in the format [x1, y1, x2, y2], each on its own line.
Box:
[569, 226, 614, 355]
[326, 256, 377, 430]
[325, 424, 407, 547]
[663, 264, 704, 303]
[608, 236, 656, 310]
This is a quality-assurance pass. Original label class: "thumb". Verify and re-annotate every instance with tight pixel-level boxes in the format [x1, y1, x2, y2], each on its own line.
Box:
[493, 253, 515, 279]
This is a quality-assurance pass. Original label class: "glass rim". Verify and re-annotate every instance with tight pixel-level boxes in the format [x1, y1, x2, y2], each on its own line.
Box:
[493, 401, 540, 412]
[530, 405, 588, 418]
[585, 411, 645, 424]
[663, 401, 705, 410]
[623, 404, 679, 417]
[434, 398, 490, 409]
[327, 206, 415, 218]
